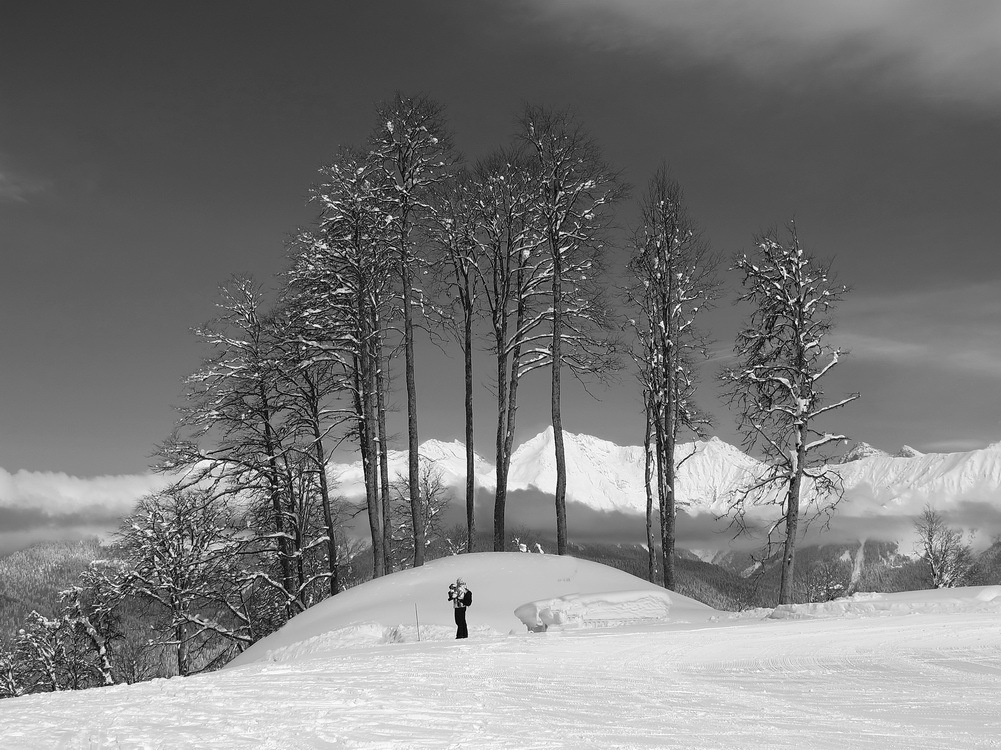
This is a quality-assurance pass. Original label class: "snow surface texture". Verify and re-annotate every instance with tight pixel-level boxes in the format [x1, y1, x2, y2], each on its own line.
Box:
[3, 553, 1000, 749]
[514, 589, 674, 631]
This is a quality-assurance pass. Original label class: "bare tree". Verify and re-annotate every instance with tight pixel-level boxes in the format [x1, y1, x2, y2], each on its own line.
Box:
[112, 487, 256, 676]
[158, 277, 302, 614]
[517, 105, 625, 555]
[721, 223, 859, 605]
[914, 505, 975, 588]
[625, 168, 719, 589]
[388, 458, 453, 569]
[428, 168, 481, 552]
[467, 148, 551, 550]
[270, 297, 353, 597]
[369, 92, 457, 567]
[289, 148, 395, 577]
[802, 559, 852, 602]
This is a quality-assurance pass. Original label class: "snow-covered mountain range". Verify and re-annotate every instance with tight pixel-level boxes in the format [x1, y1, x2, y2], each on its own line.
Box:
[330, 428, 1001, 523]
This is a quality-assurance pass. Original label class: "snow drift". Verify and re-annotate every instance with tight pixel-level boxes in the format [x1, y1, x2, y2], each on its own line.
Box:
[514, 589, 674, 631]
[229, 552, 717, 668]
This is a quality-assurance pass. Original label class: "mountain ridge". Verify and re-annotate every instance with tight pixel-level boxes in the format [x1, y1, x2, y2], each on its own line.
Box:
[330, 429, 1001, 523]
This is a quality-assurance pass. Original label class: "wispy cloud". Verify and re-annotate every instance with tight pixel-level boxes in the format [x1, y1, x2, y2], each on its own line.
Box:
[834, 281, 1001, 379]
[530, 0, 1001, 109]
[0, 165, 50, 203]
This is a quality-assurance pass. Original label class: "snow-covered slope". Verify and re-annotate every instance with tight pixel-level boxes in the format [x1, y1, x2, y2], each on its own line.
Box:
[507, 427, 647, 513]
[832, 442, 1001, 512]
[332, 429, 1001, 524]
[328, 438, 496, 496]
[3, 555, 1000, 749]
[505, 428, 762, 515]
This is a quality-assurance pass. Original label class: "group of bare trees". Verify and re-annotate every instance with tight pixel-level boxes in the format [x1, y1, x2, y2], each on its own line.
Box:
[146, 94, 629, 611]
[0, 486, 313, 696]
[625, 168, 720, 588]
[623, 181, 860, 605]
[157, 94, 863, 611]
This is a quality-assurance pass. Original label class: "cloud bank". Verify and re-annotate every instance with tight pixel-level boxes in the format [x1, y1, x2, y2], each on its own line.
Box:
[530, 0, 1001, 109]
[0, 467, 168, 554]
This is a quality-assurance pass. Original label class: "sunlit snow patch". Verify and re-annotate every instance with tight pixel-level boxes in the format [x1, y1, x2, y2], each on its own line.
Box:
[259, 622, 501, 664]
[514, 589, 673, 632]
[767, 585, 1001, 620]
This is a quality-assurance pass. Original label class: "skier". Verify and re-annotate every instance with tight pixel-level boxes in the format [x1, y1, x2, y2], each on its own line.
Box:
[447, 577, 472, 639]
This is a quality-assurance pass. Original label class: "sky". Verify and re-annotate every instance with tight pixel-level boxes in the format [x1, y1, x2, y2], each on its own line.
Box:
[2, 1, 1000, 542]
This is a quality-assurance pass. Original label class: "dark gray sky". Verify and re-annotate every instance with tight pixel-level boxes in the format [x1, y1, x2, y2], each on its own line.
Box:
[2, 0, 1000, 496]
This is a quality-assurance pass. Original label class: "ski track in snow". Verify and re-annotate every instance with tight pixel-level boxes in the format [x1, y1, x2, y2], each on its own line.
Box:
[3, 613, 1000, 749]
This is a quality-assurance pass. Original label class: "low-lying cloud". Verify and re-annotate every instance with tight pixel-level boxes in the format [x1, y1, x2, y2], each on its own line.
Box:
[425, 486, 1001, 556]
[0, 467, 167, 555]
[529, 0, 1001, 109]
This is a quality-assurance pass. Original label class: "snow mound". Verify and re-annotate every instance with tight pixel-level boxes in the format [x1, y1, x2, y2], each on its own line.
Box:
[228, 552, 718, 668]
[767, 585, 1001, 620]
[514, 589, 673, 631]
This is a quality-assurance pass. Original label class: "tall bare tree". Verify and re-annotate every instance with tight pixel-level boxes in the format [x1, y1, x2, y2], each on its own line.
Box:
[625, 169, 719, 589]
[369, 93, 457, 567]
[467, 148, 551, 551]
[288, 148, 394, 577]
[721, 223, 859, 605]
[158, 277, 302, 615]
[270, 301, 351, 597]
[429, 168, 481, 552]
[517, 105, 625, 554]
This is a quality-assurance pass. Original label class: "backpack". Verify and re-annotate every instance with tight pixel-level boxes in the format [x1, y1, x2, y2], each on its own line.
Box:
[463, 589, 472, 607]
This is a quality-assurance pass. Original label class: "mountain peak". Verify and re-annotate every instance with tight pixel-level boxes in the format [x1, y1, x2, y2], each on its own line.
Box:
[837, 441, 889, 464]
[893, 445, 925, 459]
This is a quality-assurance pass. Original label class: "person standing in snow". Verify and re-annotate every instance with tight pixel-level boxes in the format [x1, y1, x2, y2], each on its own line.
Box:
[447, 577, 472, 639]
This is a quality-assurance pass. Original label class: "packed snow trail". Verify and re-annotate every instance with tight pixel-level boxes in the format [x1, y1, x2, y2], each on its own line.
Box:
[2, 611, 1000, 749]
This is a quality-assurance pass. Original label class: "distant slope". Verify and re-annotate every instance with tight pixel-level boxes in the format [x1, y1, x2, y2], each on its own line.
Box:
[0, 539, 103, 639]
[331, 430, 1001, 531]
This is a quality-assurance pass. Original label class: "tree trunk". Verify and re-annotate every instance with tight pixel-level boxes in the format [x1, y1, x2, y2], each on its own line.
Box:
[463, 310, 476, 553]
[354, 351, 384, 578]
[259, 389, 295, 608]
[643, 401, 657, 584]
[661, 422, 677, 591]
[175, 619, 188, 677]
[778, 436, 806, 605]
[401, 258, 425, 567]
[551, 240, 568, 555]
[662, 340, 678, 592]
[373, 321, 393, 574]
[311, 415, 339, 597]
[493, 327, 510, 552]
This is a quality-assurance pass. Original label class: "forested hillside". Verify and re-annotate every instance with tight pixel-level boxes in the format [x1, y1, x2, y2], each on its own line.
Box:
[0, 539, 104, 638]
